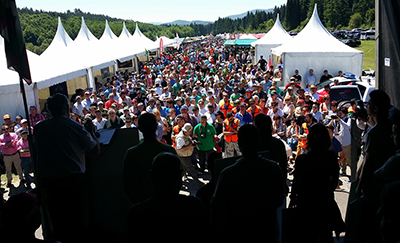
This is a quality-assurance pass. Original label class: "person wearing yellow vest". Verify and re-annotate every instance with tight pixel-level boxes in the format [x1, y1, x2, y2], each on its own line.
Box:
[297, 113, 315, 155]
[175, 123, 203, 187]
[223, 112, 241, 158]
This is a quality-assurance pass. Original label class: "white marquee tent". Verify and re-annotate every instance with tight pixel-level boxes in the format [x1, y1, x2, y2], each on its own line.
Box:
[251, 14, 292, 63]
[131, 23, 158, 52]
[156, 36, 177, 48]
[271, 5, 364, 86]
[0, 36, 40, 120]
[239, 34, 257, 39]
[0, 17, 182, 119]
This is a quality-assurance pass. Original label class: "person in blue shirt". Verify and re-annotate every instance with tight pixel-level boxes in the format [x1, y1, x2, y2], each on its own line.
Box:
[234, 102, 253, 125]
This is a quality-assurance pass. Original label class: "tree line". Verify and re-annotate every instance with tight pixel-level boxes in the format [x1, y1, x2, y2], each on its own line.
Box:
[19, 0, 374, 55]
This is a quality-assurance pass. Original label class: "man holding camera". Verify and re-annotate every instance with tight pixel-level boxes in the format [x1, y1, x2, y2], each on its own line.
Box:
[193, 115, 217, 173]
[333, 107, 352, 175]
[175, 123, 203, 187]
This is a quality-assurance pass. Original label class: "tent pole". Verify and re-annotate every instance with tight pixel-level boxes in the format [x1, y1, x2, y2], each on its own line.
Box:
[19, 75, 38, 181]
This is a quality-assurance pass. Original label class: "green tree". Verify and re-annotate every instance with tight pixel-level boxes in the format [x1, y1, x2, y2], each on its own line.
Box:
[348, 12, 363, 29]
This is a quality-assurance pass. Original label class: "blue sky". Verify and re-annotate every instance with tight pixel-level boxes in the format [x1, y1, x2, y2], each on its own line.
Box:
[16, 0, 286, 23]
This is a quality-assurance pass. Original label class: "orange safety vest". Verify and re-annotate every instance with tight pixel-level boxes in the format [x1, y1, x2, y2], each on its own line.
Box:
[172, 125, 182, 148]
[220, 103, 233, 117]
[224, 118, 239, 143]
[247, 106, 261, 119]
[298, 123, 309, 149]
[232, 107, 238, 114]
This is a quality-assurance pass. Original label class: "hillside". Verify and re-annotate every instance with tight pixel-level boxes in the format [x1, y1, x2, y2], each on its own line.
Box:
[225, 9, 274, 20]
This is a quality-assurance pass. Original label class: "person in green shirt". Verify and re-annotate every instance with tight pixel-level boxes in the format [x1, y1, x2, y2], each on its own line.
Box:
[193, 115, 217, 173]
[230, 86, 241, 102]
[172, 81, 182, 96]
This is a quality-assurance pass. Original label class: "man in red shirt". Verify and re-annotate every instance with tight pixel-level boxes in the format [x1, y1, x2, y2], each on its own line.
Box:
[105, 93, 119, 109]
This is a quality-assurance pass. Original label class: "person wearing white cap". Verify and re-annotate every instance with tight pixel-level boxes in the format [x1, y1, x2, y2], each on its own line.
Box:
[175, 123, 203, 187]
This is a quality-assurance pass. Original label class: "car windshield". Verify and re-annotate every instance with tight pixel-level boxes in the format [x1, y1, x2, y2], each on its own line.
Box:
[329, 87, 361, 102]
[316, 80, 333, 90]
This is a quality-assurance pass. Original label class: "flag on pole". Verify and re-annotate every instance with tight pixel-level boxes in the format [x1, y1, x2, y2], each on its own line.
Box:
[175, 33, 181, 50]
[267, 55, 272, 70]
[0, 0, 32, 84]
[145, 49, 149, 61]
[159, 38, 163, 59]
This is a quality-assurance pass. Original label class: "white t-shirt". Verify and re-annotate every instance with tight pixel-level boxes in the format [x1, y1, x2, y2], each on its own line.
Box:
[93, 118, 107, 130]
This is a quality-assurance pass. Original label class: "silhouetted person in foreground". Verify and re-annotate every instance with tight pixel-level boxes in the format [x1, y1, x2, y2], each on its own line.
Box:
[127, 152, 209, 241]
[211, 124, 285, 241]
[374, 123, 400, 242]
[123, 113, 177, 204]
[378, 181, 400, 243]
[253, 113, 288, 192]
[289, 123, 345, 243]
[34, 93, 99, 242]
[1, 191, 57, 243]
[352, 90, 396, 243]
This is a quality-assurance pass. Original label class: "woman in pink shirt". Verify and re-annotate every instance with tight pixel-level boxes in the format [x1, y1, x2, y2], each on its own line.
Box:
[17, 129, 32, 188]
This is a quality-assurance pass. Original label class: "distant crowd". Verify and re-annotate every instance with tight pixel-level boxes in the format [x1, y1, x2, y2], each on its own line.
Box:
[1, 37, 400, 243]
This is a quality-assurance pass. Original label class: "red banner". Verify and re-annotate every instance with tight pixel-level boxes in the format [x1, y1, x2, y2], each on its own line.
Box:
[159, 38, 163, 59]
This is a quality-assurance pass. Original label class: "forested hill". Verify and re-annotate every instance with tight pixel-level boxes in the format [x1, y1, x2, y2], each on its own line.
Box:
[19, 8, 192, 55]
[19, 0, 374, 55]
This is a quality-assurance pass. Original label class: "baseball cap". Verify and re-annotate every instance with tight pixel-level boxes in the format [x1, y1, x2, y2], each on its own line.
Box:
[182, 123, 193, 132]
[3, 114, 10, 119]
[21, 119, 28, 124]
[240, 102, 246, 107]
[20, 129, 28, 135]
[181, 105, 188, 110]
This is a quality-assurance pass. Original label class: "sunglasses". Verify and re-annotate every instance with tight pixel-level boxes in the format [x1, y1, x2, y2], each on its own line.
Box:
[272, 104, 278, 107]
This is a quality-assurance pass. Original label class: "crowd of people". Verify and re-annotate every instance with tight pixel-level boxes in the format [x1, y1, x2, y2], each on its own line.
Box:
[0, 38, 400, 243]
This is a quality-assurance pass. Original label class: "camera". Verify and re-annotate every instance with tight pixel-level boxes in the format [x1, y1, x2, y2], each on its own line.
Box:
[200, 133, 206, 139]
[330, 115, 338, 120]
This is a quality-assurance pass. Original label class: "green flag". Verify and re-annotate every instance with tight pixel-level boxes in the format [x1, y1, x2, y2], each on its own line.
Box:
[0, 0, 32, 84]
[145, 49, 149, 61]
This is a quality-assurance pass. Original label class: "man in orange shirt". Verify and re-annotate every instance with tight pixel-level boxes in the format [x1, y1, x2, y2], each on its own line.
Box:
[223, 112, 241, 158]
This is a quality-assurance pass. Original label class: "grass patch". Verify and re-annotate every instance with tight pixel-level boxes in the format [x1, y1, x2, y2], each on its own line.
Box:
[355, 40, 375, 70]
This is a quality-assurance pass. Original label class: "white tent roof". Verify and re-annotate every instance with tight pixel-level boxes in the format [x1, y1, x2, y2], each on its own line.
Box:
[157, 36, 176, 47]
[0, 35, 39, 94]
[69, 17, 116, 71]
[270, 5, 363, 86]
[251, 14, 292, 47]
[239, 34, 257, 39]
[74, 17, 98, 43]
[130, 23, 158, 56]
[31, 17, 87, 90]
[99, 20, 118, 41]
[119, 22, 131, 39]
[271, 6, 363, 56]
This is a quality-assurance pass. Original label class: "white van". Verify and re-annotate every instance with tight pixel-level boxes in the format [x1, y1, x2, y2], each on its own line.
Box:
[360, 31, 375, 40]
